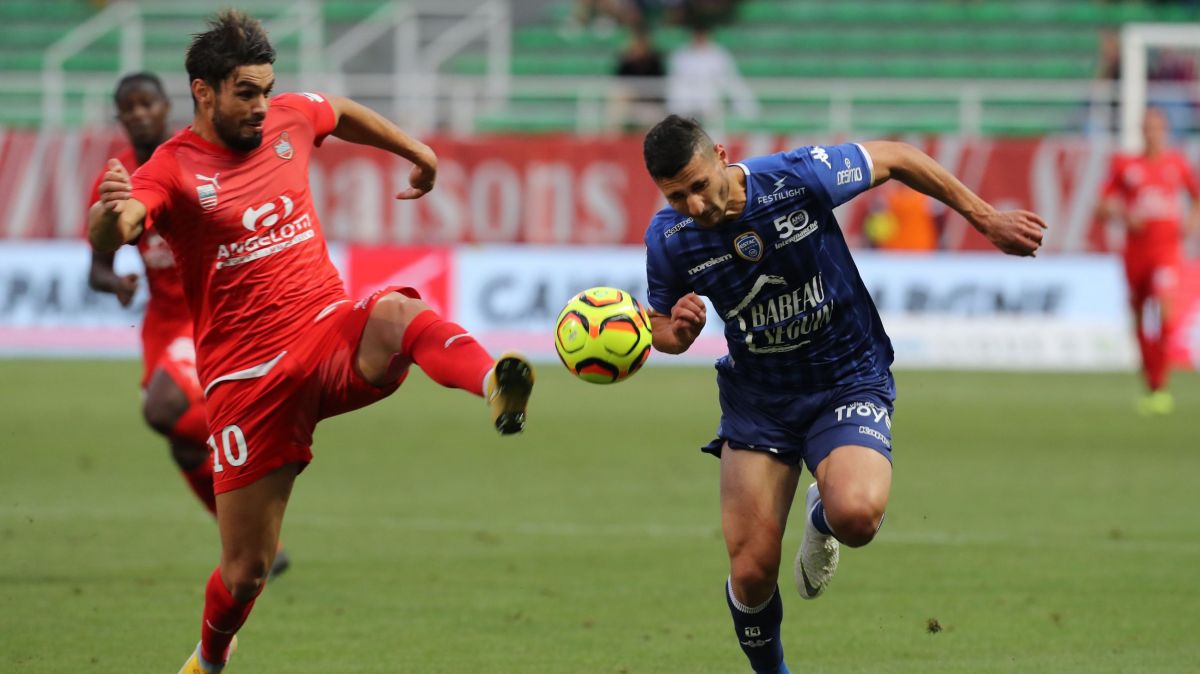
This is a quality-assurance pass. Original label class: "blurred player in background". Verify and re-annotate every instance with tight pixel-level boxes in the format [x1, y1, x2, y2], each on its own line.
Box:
[88, 11, 534, 673]
[85, 73, 222, 514]
[1097, 106, 1200, 415]
[641, 115, 1045, 674]
[86, 75, 309, 578]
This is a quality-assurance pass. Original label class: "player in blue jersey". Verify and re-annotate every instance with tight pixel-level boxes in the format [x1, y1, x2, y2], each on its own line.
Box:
[641, 115, 1046, 674]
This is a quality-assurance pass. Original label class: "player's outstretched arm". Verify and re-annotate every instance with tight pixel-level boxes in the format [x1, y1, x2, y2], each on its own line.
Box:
[327, 95, 437, 200]
[861, 141, 1047, 256]
[648, 293, 706, 354]
[88, 158, 147, 253]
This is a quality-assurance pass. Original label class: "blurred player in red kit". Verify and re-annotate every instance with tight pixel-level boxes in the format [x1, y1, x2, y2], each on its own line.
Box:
[1097, 107, 1200, 414]
[87, 11, 534, 673]
[86, 72, 293, 578]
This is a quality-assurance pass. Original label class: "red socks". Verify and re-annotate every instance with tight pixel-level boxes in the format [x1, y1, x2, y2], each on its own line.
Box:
[400, 310, 493, 397]
[200, 567, 260, 665]
[181, 462, 217, 516]
[1137, 324, 1171, 392]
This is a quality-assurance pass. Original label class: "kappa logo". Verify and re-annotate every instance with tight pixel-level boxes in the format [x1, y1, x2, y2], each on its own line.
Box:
[195, 172, 220, 211]
[810, 146, 831, 170]
[734, 231, 764, 262]
[242, 195, 295, 232]
[274, 132, 294, 160]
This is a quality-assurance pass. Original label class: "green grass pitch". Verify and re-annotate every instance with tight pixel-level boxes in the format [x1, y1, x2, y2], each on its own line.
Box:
[2, 360, 1198, 673]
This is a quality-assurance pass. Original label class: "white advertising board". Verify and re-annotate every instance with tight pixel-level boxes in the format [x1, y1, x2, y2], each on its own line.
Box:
[0, 242, 1135, 369]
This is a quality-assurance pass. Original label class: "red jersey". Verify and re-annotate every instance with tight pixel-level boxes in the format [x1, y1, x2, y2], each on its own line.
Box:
[87, 147, 191, 334]
[1100, 151, 1199, 258]
[129, 92, 346, 390]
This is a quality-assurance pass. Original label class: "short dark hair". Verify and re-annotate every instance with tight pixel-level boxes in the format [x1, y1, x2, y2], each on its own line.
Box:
[113, 72, 166, 106]
[643, 115, 713, 179]
[185, 9, 275, 93]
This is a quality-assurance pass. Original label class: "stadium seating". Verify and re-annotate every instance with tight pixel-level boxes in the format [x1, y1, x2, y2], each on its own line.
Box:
[1, 0, 1196, 134]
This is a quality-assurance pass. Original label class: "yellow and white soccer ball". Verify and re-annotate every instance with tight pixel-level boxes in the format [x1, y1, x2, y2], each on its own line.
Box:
[554, 287, 653, 384]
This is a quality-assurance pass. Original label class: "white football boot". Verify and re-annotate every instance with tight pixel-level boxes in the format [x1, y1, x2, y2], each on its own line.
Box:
[795, 482, 839, 600]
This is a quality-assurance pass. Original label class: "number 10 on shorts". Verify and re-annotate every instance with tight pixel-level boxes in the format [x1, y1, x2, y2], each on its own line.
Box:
[208, 424, 248, 472]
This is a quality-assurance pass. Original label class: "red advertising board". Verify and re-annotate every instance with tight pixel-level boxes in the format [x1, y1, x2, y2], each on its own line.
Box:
[346, 246, 452, 317]
[4, 129, 1198, 253]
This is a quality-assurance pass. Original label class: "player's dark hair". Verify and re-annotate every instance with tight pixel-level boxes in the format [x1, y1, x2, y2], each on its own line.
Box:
[643, 115, 713, 179]
[185, 9, 275, 96]
[113, 72, 167, 105]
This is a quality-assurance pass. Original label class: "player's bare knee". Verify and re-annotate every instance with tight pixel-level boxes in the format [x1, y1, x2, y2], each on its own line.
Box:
[829, 504, 884, 548]
[222, 558, 270, 603]
[729, 548, 781, 593]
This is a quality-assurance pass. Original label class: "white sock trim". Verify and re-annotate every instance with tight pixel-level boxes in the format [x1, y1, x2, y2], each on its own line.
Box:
[726, 577, 774, 614]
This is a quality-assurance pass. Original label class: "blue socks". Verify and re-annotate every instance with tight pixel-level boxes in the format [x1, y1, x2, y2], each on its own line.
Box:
[810, 499, 834, 536]
[726, 579, 787, 674]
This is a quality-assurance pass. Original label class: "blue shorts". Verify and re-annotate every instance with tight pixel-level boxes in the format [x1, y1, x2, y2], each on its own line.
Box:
[701, 370, 896, 474]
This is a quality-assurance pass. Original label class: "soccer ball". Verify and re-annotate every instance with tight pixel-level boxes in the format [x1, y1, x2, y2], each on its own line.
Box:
[554, 287, 653, 384]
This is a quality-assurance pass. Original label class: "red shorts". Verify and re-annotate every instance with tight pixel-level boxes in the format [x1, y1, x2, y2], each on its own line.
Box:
[202, 287, 415, 494]
[141, 321, 203, 403]
[1125, 254, 1180, 306]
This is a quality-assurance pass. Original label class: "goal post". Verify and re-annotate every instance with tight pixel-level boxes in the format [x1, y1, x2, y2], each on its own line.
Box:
[1120, 22, 1200, 151]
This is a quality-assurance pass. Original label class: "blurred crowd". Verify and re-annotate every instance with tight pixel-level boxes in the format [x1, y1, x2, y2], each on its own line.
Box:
[563, 0, 758, 133]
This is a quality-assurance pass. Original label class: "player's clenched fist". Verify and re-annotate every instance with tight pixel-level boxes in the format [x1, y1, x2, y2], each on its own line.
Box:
[670, 292, 706, 343]
[98, 158, 133, 213]
[977, 209, 1048, 257]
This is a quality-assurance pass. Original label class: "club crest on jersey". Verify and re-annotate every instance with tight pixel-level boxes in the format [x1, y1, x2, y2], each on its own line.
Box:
[195, 172, 220, 211]
[274, 132, 294, 160]
[734, 231, 764, 262]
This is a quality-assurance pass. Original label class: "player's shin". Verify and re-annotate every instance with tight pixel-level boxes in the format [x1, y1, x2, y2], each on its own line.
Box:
[401, 310, 494, 396]
[200, 567, 261, 667]
[726, 579, 787, 674]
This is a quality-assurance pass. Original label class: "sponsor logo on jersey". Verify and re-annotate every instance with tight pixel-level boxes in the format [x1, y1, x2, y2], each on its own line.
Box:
[242, 195, 295, 232]
[728, 273, 833, 354]
[757, 184, 806, 206]
[274, 132, 294, 160]
[734, 231, 764, 262]
[299, 92, 326, 103]
[688, 253, 733, 275]
[141, 231, 176, 270]
[216, 194, 313, 269]
[772, 177, 787, 193]
[773, 209, 817, 249]
[810, 146, 831, 170]
[195, 172, 220, 211]
[664, 218, 692, 238]
[836, 156, 863, 186]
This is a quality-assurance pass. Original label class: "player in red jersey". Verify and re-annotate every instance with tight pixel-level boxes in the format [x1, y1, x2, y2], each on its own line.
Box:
[87, 11, 534, 673]
[86, 72, 292, 579]
[86, 73, 217, 512]
[1097, 107, 1200, 414]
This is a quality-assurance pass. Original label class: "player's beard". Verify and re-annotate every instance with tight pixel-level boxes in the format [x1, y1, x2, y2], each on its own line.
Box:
[212, 105, 264, 153]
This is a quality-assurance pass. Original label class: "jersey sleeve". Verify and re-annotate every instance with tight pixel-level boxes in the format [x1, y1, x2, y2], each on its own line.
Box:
[129, 154, 178, 232]
[272, 92, 337, 145]
[644, 226, 690, 315]
[786, 143, 874, 209]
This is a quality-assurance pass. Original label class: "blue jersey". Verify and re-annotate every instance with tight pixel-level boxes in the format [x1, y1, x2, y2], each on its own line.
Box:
[644, 143, 894, 390]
